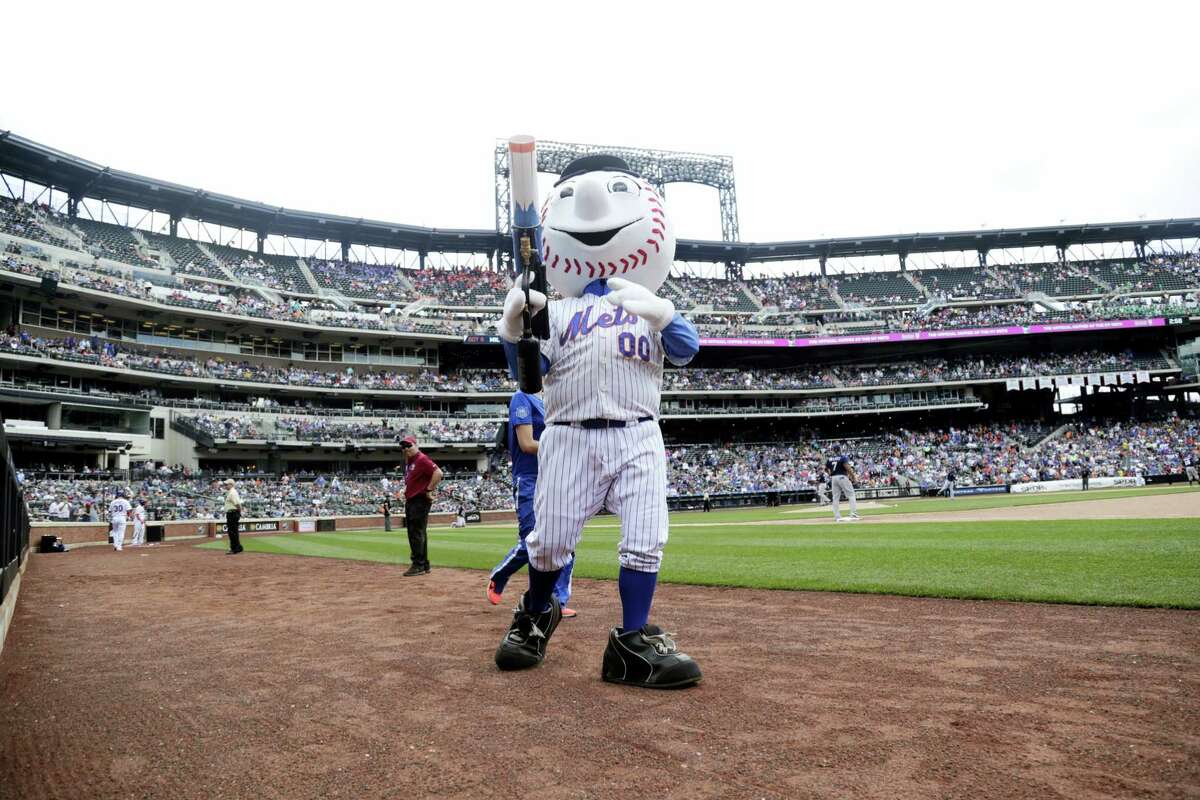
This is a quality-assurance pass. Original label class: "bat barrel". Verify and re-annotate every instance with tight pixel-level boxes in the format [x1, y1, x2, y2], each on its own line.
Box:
[508, 135, 540, 229]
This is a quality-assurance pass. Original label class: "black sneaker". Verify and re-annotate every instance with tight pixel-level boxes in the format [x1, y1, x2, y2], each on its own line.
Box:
[402, 564, 428, 577]
[601, 624, 702, 689]
[495, 594, 562, 671]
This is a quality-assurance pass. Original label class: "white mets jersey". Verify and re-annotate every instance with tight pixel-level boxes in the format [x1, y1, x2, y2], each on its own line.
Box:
[108, 498, 131, 521]
[540, 293, 665, 424]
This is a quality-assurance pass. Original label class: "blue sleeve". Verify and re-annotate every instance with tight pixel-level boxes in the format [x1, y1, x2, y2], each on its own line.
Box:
[502, 340, 551, 379]
[661, 313, 700, 366]
[509, 393, 533, 427]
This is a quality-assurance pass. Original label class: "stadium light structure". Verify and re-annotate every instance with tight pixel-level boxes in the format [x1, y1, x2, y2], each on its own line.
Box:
[494, 139, 740, 243]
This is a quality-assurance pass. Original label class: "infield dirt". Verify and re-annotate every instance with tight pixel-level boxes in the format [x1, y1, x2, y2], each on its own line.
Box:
[1, 543, 1197, 799]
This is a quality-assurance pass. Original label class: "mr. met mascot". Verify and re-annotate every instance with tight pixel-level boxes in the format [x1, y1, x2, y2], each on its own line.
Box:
[495, 154, 702, 689]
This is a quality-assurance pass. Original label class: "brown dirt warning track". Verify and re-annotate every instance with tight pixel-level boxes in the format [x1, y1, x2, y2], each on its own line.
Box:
[1, 541, 1198, 799]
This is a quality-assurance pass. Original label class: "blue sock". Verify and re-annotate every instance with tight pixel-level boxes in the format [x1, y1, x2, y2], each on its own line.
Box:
[618, 567, 658, 632]
[524, 564, 563, 614]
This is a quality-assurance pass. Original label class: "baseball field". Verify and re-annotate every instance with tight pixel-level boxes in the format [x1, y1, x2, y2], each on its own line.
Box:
[202, 484, 1200, 607]
[2, 484, 1198, 799]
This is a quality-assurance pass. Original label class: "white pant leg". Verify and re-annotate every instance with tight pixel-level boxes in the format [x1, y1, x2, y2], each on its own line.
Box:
[949, 483, 955, 499]
[112, 520, 126, 550]
[830, 477, 843, 519]
[526, 425, 610, 572]
[604, 423, 669, 572]
[133, 523, 145, 544]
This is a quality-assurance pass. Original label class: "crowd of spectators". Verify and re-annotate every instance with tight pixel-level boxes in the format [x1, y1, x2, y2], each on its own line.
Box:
[0, 331, 518, 392]
[829, 293, 1200, 335]
[2, 243, 50, 278]
[6, 208, 1198, 344]
[834, 272, 924, 307]
[22, 470, 514, 521]
[825, 350, 1163, 388]
[665, 275, 760, 312]
[182, 414, 263, 439]
[749, 274, 834, 311]
[274, 417, 401, 441]
[913, 267, 1016, 300]
[664, 367, 838, 391]
[666, 350, 1164, 392]
[3, 329, 1173, 400]
[666, 414, 1197, 495]
[0, 196, 67, 247]
[310, 260, 413, 301]
[18, 412, 1196, 519]
[409, 267, 508, 306]
[421, 419, 500, 443]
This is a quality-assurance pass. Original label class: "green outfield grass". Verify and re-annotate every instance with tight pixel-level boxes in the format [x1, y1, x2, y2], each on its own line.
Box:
[199, 486, 1200, 608]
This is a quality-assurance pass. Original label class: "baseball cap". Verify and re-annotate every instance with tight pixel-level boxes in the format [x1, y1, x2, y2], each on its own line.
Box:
[400, 435, 416, 447]
[555, 153, 640, 186]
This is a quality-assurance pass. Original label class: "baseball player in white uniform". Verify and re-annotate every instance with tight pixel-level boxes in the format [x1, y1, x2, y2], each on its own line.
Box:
[131, 501, 147, 546]
[493, 152, 702, 689]
[108, 491, 132, 551]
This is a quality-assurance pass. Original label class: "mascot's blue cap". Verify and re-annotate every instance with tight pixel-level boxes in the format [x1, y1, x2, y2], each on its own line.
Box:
[555, 154, 639, 185]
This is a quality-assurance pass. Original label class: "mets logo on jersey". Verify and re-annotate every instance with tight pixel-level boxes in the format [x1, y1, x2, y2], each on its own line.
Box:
[559, 305, 640, 346]
[516, 405, 529, 419]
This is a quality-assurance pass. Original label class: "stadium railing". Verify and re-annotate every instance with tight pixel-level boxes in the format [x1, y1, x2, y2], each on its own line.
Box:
[1, 414, 33, 613]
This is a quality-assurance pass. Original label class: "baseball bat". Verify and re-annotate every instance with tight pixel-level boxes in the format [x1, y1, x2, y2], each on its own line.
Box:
[508, 135, 547, 394]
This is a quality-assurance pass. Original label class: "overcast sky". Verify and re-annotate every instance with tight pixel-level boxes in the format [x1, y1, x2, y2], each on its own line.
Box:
[3, 1, 1198, 245]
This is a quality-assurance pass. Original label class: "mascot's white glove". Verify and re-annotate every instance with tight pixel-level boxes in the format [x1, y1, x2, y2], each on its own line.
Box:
[603, 277, 676, 332]
[497, 276, 547, 343]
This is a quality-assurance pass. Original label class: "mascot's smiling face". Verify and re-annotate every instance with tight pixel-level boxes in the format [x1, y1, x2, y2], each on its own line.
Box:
[540, 157, 674, 298]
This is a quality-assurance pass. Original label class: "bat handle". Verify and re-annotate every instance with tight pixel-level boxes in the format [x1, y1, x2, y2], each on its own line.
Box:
[517, 338, 542, 393]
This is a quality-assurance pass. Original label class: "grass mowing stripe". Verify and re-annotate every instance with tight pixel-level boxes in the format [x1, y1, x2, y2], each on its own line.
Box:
[199, 515, 1200, 608]
[436, 485, 1200, 530]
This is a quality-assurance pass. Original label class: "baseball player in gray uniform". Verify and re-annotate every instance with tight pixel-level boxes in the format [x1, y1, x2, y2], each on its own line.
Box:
[826, 445, 860, 522]
[494, 153, 703, 689]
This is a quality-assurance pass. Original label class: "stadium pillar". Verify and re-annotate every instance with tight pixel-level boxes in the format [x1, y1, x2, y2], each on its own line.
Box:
[341, 241, 351, 261]
[169, 216, 178, 237]
[978, 250, 988, 268]
[1134, 240, 1147, 261]
[819, 256, 827, 277]
[67, 193, 80, 219]
[419, 251, 427, 270]
[257, 233, 265, 256]
[898, 253, 907, 272]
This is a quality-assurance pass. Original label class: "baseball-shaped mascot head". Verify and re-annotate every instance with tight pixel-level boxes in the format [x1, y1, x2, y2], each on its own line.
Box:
[540, 154, 674, 298]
